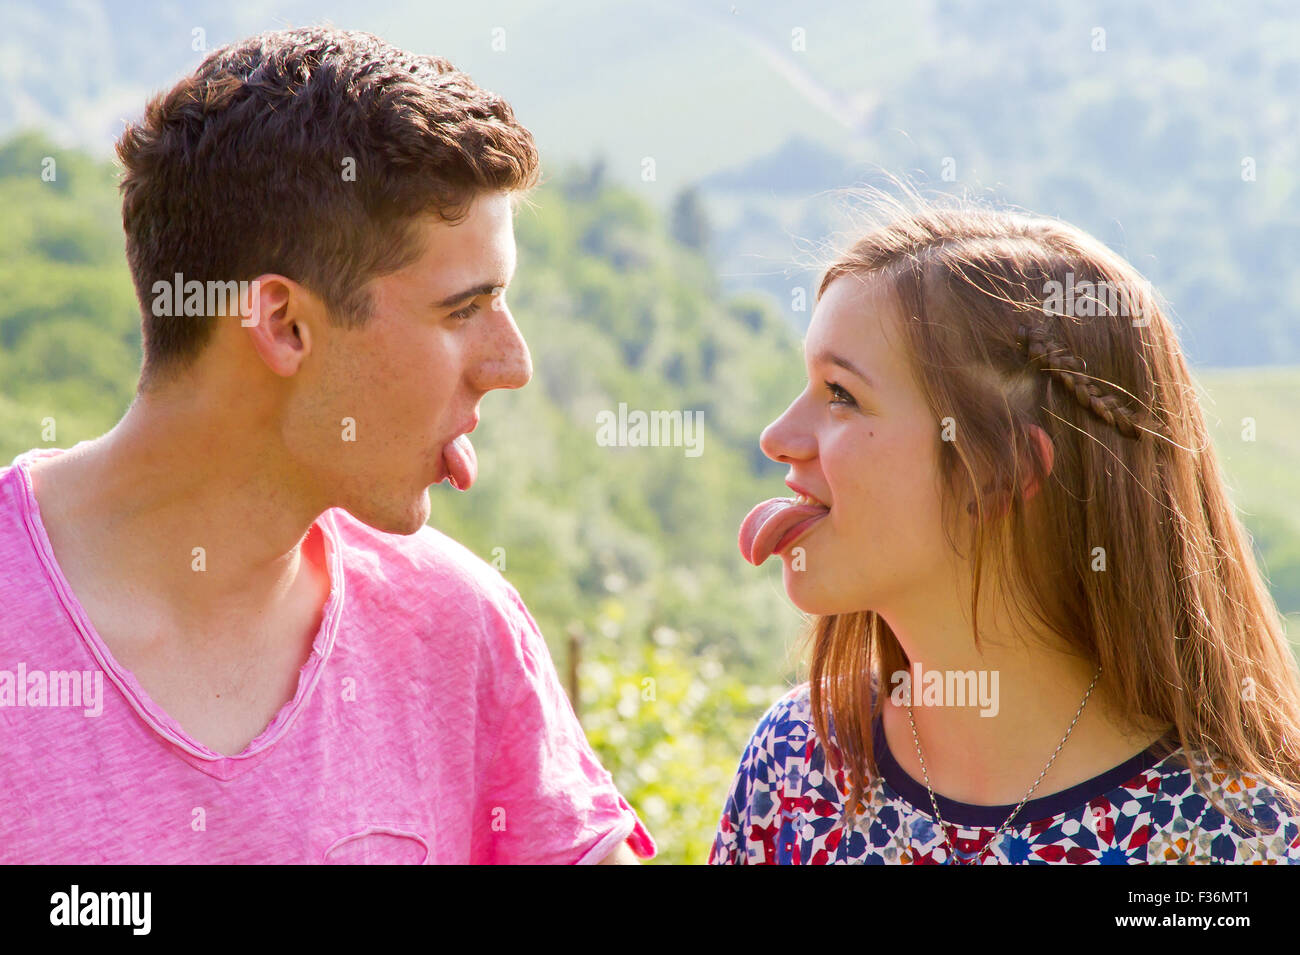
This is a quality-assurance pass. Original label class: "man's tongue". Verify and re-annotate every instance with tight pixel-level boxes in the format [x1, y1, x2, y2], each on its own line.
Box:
[441, 434, 478, 491]
[738, 497, 830, 566]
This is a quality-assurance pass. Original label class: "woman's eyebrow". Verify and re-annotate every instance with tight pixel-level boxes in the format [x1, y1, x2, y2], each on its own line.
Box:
[807, 347, 876, 389]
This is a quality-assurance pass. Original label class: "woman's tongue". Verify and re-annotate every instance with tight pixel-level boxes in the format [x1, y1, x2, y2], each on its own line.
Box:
[441, 434, 478, 491]
[738, 496, 830, 566]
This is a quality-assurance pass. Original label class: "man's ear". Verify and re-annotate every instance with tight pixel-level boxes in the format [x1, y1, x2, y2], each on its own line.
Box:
[242, 274, 314, 377]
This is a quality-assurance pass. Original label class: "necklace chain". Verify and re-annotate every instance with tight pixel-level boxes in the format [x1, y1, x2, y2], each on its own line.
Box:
[906, 664, 1102, 865]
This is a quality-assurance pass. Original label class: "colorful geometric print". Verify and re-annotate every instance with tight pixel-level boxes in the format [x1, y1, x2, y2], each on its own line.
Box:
[709, 684, 1300, 865]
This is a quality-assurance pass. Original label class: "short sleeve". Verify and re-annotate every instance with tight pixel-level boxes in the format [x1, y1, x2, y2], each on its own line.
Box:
[1177, 765, 1300, 865]
[708, 692, 792, 865]
[474, 588, 656, 864]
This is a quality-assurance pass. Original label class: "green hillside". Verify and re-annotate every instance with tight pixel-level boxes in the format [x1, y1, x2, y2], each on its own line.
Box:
[1194, 366, 1300, 638]
[6, 1, 1298, 372]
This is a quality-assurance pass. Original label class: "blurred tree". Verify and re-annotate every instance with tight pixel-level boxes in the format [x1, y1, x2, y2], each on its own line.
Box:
[670, 185, 710, 253]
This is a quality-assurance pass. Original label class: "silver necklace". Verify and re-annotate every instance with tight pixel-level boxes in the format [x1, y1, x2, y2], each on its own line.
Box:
[907, 664, 1102, 865]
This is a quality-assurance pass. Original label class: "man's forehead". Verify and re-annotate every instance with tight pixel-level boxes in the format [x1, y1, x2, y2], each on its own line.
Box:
[434, 246, 517, 288]
[417, 208, 516, 274]
[421, 200, 515, 245]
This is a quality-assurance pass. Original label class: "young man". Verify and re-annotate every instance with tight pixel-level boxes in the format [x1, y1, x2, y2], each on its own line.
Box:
[0, 27, 654, 864]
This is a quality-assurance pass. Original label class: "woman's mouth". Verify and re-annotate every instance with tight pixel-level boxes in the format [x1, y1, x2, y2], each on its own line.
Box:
[738, 495, 831, 565]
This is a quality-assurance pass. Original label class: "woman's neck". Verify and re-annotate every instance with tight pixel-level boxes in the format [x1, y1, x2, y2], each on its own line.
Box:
[876, 644, 1170, 807]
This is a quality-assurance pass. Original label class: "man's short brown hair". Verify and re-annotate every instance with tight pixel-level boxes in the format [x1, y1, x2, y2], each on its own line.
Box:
[116, 26, 540, 389]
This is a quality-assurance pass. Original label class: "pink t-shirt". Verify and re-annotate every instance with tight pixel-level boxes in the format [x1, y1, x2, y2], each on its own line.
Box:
[0, 446, 656, 864]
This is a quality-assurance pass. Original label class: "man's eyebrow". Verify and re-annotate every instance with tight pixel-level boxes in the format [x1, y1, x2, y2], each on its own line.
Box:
[807, 347, 876, 389]
[434, 280, 510, 309]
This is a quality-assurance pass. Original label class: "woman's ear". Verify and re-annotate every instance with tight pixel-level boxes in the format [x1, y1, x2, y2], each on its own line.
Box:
[965, 425, 1055, 518]
[1021, 424, 1054, 503]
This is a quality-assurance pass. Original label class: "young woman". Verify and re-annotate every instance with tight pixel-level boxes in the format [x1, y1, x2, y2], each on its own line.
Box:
[711, 195, 1300, 865]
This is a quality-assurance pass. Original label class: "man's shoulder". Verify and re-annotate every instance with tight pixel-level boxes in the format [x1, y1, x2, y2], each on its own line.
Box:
[324, 507, 525, 619]
[0, 450, 54, 546]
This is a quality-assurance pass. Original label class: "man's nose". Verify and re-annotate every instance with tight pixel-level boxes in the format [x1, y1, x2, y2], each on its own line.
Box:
[478, 305, 533, 391]
[759, 397, 816, 463]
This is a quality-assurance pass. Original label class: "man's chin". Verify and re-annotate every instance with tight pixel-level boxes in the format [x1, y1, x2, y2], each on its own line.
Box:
[343, 491, 432, 536]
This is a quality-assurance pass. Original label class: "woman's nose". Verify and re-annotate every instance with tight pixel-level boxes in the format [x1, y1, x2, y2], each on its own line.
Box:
[759, 398, 816, 463]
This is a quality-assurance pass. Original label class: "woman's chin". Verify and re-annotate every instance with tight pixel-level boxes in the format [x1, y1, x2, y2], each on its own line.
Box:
[780, 565, 832, 614]
[782, 565, 874, 617]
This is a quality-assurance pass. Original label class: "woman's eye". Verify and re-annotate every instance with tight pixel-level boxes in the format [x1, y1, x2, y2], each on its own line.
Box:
[449, 301, 480, 321]
[825, 381, 856, 407]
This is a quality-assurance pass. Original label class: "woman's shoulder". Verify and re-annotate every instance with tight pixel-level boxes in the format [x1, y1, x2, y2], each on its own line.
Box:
[1143, 749, 1300, 863]
[743, 683, 818, 755]
[763, 681, 815, 723]
[718, 682, 826, 806]
[709, 682, 826, 864]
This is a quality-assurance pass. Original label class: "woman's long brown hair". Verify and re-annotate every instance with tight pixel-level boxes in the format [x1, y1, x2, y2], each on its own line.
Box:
[801, 190, 1300, 837]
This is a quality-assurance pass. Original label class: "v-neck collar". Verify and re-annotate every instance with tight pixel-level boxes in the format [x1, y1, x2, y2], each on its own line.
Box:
[10, 444, 346, 780]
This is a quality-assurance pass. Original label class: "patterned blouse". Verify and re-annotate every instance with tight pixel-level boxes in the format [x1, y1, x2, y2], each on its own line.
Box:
[709, 683, 1300, 864]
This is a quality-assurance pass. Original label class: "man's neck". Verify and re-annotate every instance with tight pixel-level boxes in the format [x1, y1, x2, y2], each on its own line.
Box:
[31, 393, 327, 634]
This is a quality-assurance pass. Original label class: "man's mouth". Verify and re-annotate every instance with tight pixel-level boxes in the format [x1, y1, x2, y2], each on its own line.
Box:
[439, 432, 478, 491]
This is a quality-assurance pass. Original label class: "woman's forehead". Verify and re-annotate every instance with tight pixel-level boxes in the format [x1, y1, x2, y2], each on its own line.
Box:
[806, 275, 906, 376]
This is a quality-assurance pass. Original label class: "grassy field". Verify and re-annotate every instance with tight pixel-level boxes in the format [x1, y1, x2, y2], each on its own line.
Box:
[1196, 365, 1300, 646]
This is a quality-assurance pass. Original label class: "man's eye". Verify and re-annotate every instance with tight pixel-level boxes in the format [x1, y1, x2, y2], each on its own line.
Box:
[825, 381, 856, 406]
[449, 301, 480, 321]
